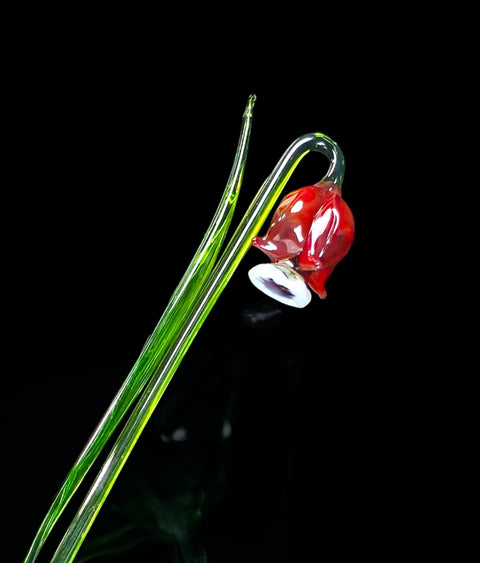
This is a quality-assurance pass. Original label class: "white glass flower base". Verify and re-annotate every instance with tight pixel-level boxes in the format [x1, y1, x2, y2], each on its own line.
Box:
[248, 262, 312, 308]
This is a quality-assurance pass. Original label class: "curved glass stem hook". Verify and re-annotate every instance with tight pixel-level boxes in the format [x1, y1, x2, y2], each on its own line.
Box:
[51, 129, 345, 563]
[25, 96, 347, 563]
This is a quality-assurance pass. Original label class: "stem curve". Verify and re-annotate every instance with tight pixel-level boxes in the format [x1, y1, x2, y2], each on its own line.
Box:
[51, 130, 345, 562]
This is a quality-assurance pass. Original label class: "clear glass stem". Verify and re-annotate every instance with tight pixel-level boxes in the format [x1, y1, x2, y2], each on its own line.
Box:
[51, 130, 345, 562]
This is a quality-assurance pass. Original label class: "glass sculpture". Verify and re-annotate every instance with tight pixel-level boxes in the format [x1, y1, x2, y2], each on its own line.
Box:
[24, 94, 354, 562]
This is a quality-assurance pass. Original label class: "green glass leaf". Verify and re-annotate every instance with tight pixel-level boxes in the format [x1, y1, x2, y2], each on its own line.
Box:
[24, 94, 256, 563]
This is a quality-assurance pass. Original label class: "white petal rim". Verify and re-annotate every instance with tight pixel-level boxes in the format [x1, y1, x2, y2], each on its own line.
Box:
[248, 262, 312, 308]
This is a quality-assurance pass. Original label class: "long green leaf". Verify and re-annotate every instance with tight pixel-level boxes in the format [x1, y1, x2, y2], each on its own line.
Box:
[23, 94, 257, 563]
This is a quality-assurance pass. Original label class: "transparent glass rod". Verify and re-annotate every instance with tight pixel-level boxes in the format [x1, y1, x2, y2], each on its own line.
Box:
[51, 130, 345, 562]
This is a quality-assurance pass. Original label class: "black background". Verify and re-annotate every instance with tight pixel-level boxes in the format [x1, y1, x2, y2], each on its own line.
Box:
[3, 8, 472, 563]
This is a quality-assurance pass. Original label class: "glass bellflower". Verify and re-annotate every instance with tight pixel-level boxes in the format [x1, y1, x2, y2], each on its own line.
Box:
[248, 180, 355, 308]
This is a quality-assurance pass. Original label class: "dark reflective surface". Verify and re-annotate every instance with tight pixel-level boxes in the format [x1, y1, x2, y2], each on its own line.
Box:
[6, 278, 382, 562]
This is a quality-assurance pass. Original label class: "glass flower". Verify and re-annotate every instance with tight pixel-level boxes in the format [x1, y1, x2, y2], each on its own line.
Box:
[248, 180, 355, 308]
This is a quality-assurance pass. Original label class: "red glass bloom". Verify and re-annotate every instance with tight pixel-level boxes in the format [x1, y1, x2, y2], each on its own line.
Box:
[249, 180, 354, 304]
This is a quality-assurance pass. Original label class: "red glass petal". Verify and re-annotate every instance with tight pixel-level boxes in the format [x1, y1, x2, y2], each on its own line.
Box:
[304, 266, 334, 299]
[298, 193, 355, 273]
[251, 182, 336, 263]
